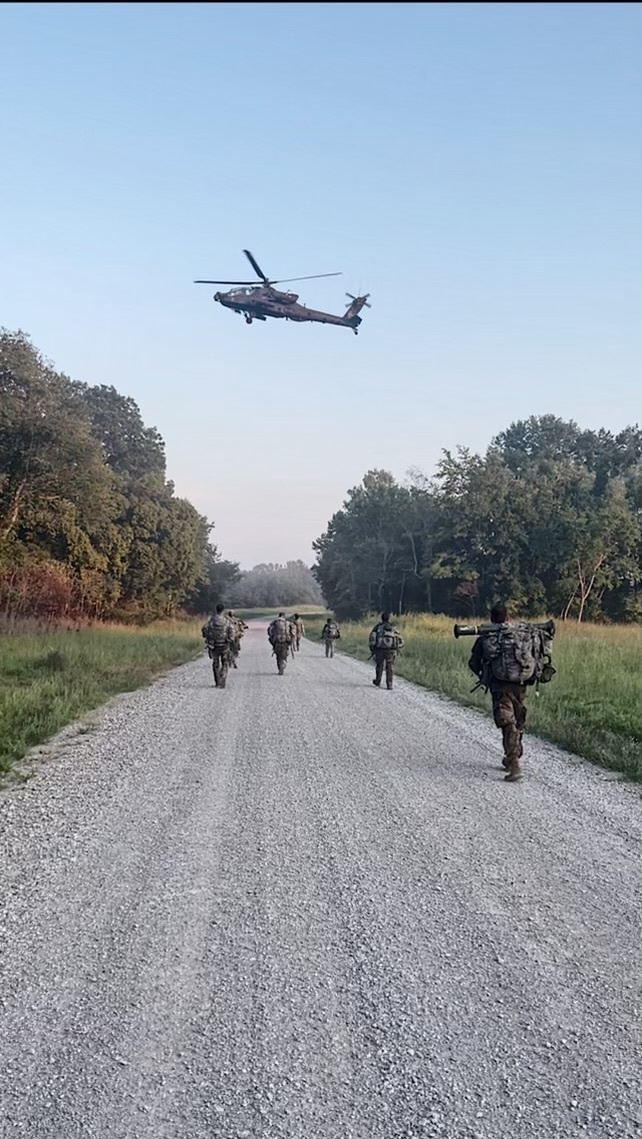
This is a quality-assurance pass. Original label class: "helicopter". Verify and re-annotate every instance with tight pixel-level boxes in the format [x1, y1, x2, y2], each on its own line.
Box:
[194, 249, 371, 335]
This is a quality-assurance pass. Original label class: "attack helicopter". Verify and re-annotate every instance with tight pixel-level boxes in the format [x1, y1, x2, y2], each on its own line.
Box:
[194, 249, 371, 335]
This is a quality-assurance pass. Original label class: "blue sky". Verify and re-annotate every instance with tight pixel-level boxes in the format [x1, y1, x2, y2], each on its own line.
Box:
[1, 2, 640, 569]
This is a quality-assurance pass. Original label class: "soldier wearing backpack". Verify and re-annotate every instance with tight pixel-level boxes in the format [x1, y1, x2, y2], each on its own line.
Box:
[320, 618, 340, 658]
[467, 602, 555, 782]
[267, 612, 292, 675]
[227, 610, 246, 669]
[201, 604, 236, 689]
[369, 613, 404, 690]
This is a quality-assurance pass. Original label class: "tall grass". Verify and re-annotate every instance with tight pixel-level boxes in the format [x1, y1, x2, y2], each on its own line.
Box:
[304, 613, 642, 781]
[0, 621, 202, 777]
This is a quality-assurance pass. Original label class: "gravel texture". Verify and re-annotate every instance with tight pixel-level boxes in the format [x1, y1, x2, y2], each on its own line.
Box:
[0, 621, 640, 1139]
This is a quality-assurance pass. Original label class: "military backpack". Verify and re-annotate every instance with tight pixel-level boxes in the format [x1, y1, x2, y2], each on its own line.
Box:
[204, 615, 230, 651]
[370, 624, 402, 652]
[480, 622, 555, 687]
[269, 617, 290, 645]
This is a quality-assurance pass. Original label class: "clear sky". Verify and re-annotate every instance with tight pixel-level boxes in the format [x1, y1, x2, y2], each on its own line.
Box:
[1, 2, 640, 569]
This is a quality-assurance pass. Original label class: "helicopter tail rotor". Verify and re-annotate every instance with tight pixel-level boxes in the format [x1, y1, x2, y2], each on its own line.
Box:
[346, 292, 371, 309]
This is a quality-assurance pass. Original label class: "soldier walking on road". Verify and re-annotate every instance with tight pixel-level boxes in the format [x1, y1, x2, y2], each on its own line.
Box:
[321, 617, 340, 658]
[291, 613, 305, 651]
[201, 604, 236, 689]
[227, 610, 245, 669]
[267, 612, 292, 675]
[369, 612, 404, 690]
[467, 602, 555, 783]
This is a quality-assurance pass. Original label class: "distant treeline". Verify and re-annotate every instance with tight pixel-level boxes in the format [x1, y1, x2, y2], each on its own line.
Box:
[312, 415, 642, 623]
[0, 329, 239, 623]
[228, 561, 324, 610]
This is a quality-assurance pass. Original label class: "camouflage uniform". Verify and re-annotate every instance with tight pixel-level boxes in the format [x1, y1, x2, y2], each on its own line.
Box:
[288, 620, 298, 659]
[227, 611, 243, 669]
[291, 615, 305, 651]
[469, 634, 527, 777]
[202, 613, 235, 688]
[321, 620, 340, 658]
[369, 620, 404, 690]
[267, 614, 291, 675]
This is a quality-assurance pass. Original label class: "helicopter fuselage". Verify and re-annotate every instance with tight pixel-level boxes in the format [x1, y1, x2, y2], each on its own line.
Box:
[195, 249, 369, 334]
[212, 285, 364, 332]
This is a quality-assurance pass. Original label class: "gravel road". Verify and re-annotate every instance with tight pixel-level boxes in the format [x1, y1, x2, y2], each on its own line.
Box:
[0, 621, 640, 1139]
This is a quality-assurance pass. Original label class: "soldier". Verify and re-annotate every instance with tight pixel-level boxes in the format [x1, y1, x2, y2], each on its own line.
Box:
[291, 612, 305, 651]
[267, 611, 292, 675]
[320, 617, 340, 658]
[369, 612, 404, 690]
[201, 604, 236, 689]
[467, 603, 529, 783]
[227, 610, 243, 669]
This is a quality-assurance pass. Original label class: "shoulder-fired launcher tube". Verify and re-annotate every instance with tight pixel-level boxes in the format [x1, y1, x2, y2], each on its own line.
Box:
[453, 619, 556, 639]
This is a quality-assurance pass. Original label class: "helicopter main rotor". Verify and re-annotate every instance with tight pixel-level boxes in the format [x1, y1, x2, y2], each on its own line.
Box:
[194, 248, 342, 288]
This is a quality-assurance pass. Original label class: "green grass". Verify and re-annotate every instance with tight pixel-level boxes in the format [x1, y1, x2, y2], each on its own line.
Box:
[0, 621, 203, 777]
[303, 613, 642, 781]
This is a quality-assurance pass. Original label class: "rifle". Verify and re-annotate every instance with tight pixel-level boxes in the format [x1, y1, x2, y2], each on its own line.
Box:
[453, 619, 555, 639]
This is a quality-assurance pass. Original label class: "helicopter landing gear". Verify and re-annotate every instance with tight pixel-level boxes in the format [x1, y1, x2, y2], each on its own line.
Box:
[245, 316, 252, 324]
[353, 327, 359, 335]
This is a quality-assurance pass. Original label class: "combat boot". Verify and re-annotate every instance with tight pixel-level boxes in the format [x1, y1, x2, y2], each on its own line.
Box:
[372, 678, 380, 687]
[504, 758, 523, 782]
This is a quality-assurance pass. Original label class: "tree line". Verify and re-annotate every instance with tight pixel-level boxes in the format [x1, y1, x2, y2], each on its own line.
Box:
[0, 329, 239, 623]
[312, 415, 642, 624]
[4, 329, 639, 627]
[227, 561, 324, 610]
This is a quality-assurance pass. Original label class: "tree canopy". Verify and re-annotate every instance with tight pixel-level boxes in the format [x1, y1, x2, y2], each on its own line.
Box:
[0, 329, 238, 622]
[313, 416, 642, 623]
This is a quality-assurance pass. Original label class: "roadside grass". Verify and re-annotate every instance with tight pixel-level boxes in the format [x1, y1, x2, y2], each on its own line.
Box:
[304, 614, 642, 781]
[0, 621, 203, 777]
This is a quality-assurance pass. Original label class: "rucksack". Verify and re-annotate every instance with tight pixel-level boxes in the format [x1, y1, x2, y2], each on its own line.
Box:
[269, 617, 289, 645]
[204, 615, 229, 649]
[481, 622, 555, 687]
[370, 624, 402, 652]
[324, 622, 338, 639]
